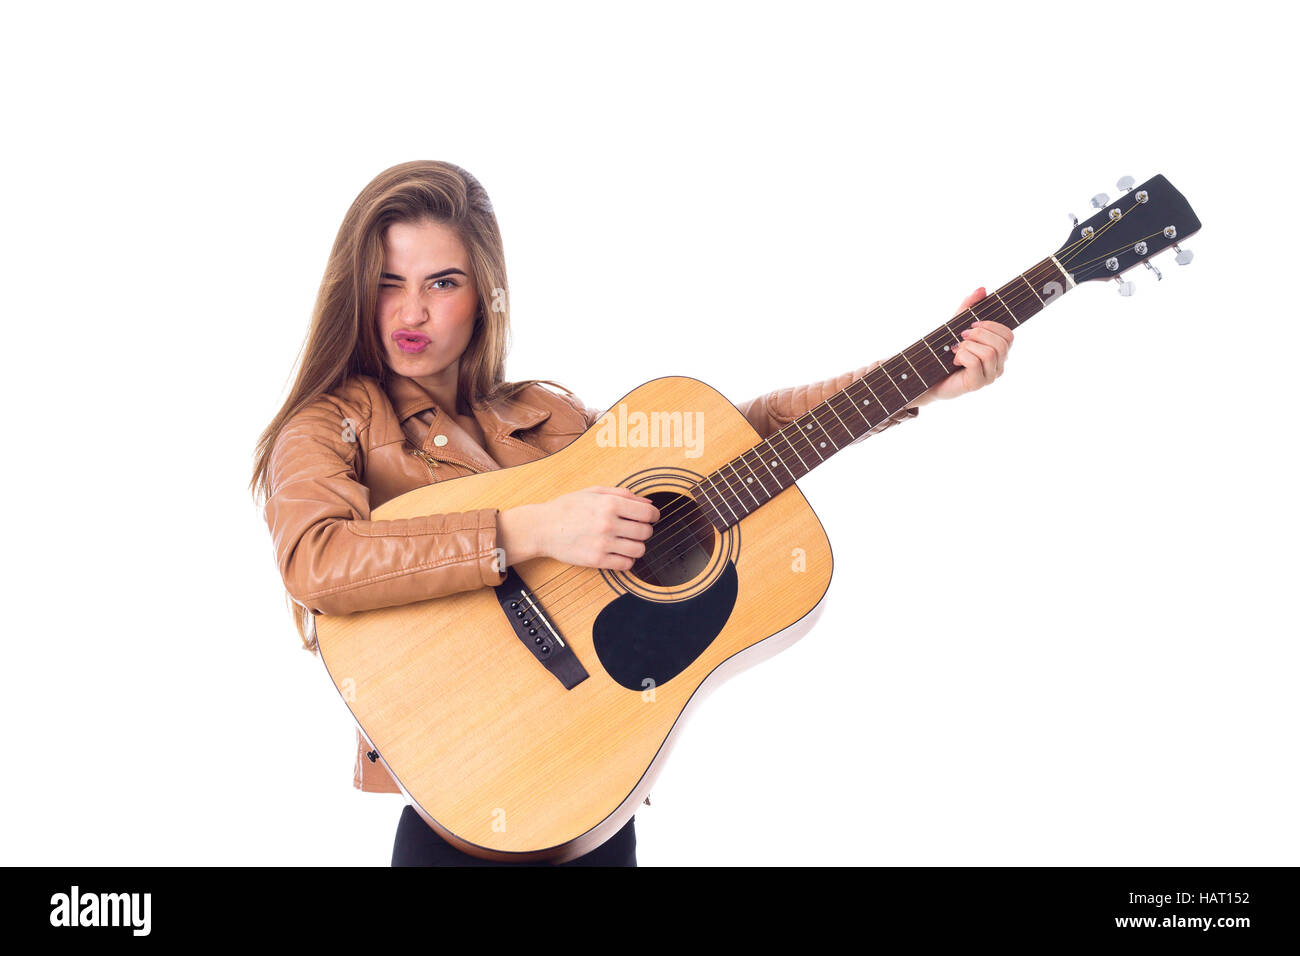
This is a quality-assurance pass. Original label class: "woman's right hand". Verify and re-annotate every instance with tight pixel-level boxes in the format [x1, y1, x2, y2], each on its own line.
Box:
[498, 487, 660, 570]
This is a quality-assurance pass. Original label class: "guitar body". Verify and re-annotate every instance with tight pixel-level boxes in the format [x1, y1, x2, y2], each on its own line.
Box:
[315, 376, 834, 862]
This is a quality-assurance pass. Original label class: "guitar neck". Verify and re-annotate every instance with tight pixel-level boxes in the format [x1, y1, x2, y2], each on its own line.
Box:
[694, 255, 1073, 530]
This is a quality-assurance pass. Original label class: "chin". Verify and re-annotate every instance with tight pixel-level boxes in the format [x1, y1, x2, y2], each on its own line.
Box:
[391, 348, 445, 376]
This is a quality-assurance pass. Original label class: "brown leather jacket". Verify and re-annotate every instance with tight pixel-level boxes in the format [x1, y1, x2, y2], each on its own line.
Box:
[263, 361, 919, 792]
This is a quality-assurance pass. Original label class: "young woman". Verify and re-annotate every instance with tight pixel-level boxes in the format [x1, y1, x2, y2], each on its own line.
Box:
[251, 160, 1012, 867]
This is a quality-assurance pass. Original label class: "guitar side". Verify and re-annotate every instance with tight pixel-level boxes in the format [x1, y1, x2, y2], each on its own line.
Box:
[314, 375, 836, 862]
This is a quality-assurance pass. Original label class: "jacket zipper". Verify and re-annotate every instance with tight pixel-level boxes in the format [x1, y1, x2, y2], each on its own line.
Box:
[409, 447, 439, 479]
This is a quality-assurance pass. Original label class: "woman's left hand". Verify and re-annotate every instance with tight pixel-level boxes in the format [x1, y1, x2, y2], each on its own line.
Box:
[922, 286, 1015, 402]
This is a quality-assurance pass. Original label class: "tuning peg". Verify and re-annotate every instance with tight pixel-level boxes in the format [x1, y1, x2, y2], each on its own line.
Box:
[1115, 276, 1135, 296]
[1068, 212, 1079, 227]
[1173, 244, 1194, 265]
[1117, 176, 1135, 192]
[1091, 193, 1110, 209]
[1144, 260, 1163, 281]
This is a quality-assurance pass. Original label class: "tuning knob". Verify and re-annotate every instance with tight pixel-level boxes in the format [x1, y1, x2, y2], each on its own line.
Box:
[1091, 193, 1110, 209]
[1115, 276, 1135, 296]
[1173, 244, 1194, 265]
[1068, 212, 1079, 227]
[1117, 176, 1136, 192]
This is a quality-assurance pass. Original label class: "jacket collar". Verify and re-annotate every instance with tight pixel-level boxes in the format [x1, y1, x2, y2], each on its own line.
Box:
[384, 373, 551, 441]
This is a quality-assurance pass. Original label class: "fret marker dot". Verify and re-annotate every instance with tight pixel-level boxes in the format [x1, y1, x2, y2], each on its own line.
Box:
[771, 461, 778, 468]
[819, 441, 826, 448]
[901, 373, 908, 380]
[746, 476, 753, 483]
[806, 423, 813, 430]
[943, 344, 950, 351]
[862, 399, 870, 405]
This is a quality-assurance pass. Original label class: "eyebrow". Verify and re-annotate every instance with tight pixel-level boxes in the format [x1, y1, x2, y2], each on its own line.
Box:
[380, 268, 468, 282]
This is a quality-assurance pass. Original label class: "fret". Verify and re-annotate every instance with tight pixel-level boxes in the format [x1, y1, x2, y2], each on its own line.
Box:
[740, 447, 780, 498]
[990, 290, 1019, 325]
[875, 357, 913, 405]
[856, 375, 888, 420]
[908, 340, 949, 386]
[925, 323, 960, 369]
[800, 416, 842, 457]
[695, 491, 730, 531]
[695, 257, 1069, 531]
[1003, 276, 1037, 322]
[1034, 258, 1072, 299]
[1019, 272, 1046, 307]
[742, 459, 776, 504]
[727, 459, 761, 507]
[719, 475, 746, 521]
[772, 425, 812, 475]
[823, 394, 855, 445]
[843, 384, 876, 430]
[968, 297, 1004, 329]
[702, 472, 740, 524]
[809, 407, 842, 452]
[797, 416, 827, 461]
[899, 349, 929, 390]
[919, 333, 947, 366]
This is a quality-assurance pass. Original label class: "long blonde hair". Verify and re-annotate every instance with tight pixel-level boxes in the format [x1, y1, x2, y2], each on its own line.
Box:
[251, 160, 547, 652]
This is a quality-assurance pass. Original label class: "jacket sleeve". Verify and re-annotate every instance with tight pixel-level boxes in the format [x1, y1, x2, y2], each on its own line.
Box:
[263, 392, 506, 617]
[735, 359, 919, 442]
[562, 361, 919, 441]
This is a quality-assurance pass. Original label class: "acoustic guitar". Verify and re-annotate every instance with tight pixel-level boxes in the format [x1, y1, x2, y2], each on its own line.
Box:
[315, 174, 1201, 861]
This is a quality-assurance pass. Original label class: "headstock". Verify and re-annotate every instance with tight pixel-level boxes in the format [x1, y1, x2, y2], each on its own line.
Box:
[1054, 174, 1201, 293]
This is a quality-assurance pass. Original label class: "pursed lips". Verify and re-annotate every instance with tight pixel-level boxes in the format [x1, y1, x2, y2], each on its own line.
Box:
[393, 331, 431, 344]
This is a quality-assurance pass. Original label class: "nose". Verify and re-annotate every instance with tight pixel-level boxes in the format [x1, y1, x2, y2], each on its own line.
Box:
[394, 289, 427, 326]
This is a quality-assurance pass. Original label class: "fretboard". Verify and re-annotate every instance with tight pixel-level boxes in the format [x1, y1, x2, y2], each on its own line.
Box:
[694, 256, 1072, 530]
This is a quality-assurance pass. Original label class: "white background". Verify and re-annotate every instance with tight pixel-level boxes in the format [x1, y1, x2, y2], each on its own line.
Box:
[3, 1, 1295, 866]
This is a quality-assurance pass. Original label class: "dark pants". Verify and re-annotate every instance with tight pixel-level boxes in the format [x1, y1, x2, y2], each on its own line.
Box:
[391, 804, 637, 867]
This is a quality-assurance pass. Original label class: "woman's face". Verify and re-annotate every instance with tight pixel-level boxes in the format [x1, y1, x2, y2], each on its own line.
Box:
[375, 218, 479, 384]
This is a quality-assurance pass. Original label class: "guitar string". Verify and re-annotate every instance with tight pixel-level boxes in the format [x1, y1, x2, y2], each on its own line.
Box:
[452, 202, 1161, 638]
[530, 256, 1082, 613]
[530, 256, 1078, 606]
[1055, 228, 1168, 274]
[534, 225, 1176, 616]
[530, 269, 1074, 619]
[530, 207, 1136, 593]
[532, 307, 1024, 617]
[529, 207, 1130, 596]
[533, 256, 1080, 599]
[531, 250, 1097, 610]
[527, 200, 1151, 612]
[528, 291, 1042, 616]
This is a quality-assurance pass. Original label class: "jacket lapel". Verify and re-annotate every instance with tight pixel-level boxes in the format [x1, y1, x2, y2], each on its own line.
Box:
[384, 374, 553, 471]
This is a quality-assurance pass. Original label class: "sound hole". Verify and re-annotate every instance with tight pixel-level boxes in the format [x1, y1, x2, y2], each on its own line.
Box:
[629, 491, 716, 588]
